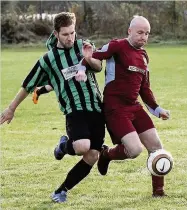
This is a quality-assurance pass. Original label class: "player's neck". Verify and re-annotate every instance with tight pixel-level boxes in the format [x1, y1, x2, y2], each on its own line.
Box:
[57, 42, 65, 49]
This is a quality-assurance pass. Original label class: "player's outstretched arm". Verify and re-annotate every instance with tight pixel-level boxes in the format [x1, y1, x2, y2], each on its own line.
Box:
[0, 88, 29, 125]
[140, 71, 170, 120]
[82, 43, 102, 72]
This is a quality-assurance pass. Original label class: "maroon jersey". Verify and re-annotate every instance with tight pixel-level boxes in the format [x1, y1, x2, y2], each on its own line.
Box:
[92, 39, 158, 113]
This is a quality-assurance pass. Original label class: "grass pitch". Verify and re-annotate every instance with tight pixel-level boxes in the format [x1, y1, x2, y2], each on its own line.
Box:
[1, 45, 187, 210]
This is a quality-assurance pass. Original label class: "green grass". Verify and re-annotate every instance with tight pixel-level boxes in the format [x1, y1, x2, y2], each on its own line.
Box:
[1, 45, 187, 210]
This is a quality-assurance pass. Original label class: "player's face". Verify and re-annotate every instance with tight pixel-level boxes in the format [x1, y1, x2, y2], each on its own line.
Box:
[55, 24, 76, 49]
[128, 22, 150, 48]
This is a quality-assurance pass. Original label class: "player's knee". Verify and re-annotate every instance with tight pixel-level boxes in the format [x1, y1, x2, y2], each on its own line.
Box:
[73, 139, 91, 155]
[128, 145, 143, 159]
[91, 152, 99, 163]
[83, 150, 99, 165]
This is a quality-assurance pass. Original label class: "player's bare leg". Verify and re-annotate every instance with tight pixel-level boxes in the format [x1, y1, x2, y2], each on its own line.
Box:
[97, 131, 142, 175]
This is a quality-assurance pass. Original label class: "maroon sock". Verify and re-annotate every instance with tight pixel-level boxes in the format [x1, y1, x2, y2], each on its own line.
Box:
[152, 175, 164, 193]
[104, 144, 129, 160]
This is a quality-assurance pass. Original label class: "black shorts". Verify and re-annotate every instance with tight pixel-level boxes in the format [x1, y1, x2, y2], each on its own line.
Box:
[66, 111, 105, 151]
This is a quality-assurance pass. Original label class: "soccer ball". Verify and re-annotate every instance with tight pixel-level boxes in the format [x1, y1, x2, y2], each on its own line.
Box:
[147, 149, 173, 176]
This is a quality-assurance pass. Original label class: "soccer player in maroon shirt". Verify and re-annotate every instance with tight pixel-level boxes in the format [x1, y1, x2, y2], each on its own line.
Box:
[82, 15, 171, 197]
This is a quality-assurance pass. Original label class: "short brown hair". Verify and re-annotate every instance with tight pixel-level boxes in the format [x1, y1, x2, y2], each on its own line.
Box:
[54, 12, 76, 32]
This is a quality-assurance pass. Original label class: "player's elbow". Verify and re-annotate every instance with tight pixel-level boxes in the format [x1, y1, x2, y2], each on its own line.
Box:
[94, 67, 102, 72]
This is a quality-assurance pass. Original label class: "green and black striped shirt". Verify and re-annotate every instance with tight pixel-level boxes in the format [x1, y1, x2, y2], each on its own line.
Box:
[22, 39, 102, 115]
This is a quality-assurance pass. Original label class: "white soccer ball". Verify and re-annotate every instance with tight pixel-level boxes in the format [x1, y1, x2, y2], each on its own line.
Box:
[147, 149, 173, 177]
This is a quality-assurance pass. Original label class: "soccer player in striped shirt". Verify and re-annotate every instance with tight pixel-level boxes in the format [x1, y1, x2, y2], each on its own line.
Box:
[82, 16, 171, 197]
[0, 12, 105, 203]
[32, 31, 95, 104]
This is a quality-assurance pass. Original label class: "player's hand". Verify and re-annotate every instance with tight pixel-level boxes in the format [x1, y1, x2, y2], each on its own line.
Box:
[0, 107, 14, 125]
[82, 42, 93, 59]
[75, 70, 87, 82]
[159, 109, 170, 120]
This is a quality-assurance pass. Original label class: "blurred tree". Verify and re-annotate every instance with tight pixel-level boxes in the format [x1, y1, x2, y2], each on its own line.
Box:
[1, 1, 187, 44]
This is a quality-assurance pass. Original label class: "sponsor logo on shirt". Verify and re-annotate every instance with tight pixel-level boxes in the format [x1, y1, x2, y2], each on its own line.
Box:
[61, 64, 86, 80]
[128, 66, 146, 75]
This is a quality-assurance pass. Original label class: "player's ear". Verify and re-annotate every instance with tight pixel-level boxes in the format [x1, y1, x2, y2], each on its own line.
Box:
[128, 28, 131, 35]
[54, 30, 58, 39]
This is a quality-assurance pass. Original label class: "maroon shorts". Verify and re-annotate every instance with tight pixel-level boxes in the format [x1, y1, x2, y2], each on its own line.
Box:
[105, 106, 155, 144]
